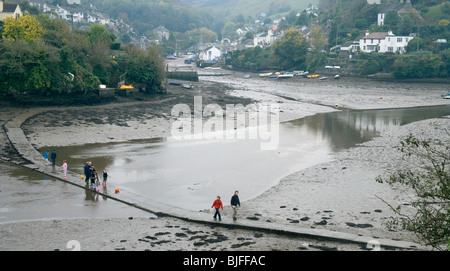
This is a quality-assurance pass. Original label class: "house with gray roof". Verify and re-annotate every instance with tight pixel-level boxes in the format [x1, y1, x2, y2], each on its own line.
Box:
[0, 1, 22, 21]
[360, 29, 413, 54]
[378, 0, 420, 26]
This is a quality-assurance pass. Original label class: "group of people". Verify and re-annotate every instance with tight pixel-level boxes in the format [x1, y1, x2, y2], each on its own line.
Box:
[43, 151, 111, 191]
[43, 150, 68, 179]
[43, 150, 57, 166]
[44, 150, 242, 221]
[84, 161, 110, 191]
[211, 190, 241, 221]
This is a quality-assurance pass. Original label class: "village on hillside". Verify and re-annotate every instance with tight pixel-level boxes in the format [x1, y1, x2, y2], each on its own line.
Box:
[1, 0, 449, 73]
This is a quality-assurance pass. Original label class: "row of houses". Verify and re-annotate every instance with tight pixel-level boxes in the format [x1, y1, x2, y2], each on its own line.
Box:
[29, 2, 112, 25]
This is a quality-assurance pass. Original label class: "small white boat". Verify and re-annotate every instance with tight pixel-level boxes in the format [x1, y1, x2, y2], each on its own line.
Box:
[442, 91, 450, 99]
[334, 74, 340, 80]
[182, 83, 193, 89]
[259, 72, 273, 77]
[319, 76, 328, 80]
[277, 73, 294, 79]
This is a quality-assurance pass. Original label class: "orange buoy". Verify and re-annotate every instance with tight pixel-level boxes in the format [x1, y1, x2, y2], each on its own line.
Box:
[115, 188, 120, 194]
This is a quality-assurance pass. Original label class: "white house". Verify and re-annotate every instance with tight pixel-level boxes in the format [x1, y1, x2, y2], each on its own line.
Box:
[340, 41, 360, 54]
[0, 1, 22, 21]
[154, 26, 170, 41]
[199, 46, 222, 61]
[253, 29, 280, 48]
[360, 29, 413, 54]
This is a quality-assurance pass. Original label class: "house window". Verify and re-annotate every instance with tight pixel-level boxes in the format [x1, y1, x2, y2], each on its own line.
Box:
[397, 38, 403, 42]
[388, 47, 394, 52]
[371, 39, 373, 44]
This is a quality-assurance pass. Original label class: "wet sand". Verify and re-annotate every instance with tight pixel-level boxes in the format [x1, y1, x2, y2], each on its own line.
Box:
[1, 59, 450, 251]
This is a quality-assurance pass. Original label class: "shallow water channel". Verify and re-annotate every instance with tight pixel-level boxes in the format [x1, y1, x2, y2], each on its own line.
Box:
[40, 105, 449, 211]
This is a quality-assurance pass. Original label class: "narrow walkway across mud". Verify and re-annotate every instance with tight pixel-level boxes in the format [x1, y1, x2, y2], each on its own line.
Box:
[2, 106, 429, 251]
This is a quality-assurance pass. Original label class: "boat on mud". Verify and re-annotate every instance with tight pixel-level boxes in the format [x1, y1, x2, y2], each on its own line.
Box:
[182, 83, 194, 89]
[442, 91, 450, 99]
[119, 85, 134, 90]
[278, 73, 294, 79]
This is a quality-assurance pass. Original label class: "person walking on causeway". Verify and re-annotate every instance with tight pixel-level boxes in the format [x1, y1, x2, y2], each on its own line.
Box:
[211, 196, 224, 221]
[231, 190, 240, 221]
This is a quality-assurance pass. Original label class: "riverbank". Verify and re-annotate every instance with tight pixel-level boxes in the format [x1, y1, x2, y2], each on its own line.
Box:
[1, 60, 449, 250]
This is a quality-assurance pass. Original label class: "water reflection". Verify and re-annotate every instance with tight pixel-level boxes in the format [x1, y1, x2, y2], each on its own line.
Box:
[0, 161, 154, 222]
[292, 105, 450, 151]
[42, 105, 450, 210]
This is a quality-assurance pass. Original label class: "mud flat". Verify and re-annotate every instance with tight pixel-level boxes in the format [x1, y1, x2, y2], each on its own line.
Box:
[1, 60, 449, 250]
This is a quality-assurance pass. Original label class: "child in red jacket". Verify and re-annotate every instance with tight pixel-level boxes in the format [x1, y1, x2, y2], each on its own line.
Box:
[211, 196, 223, 221]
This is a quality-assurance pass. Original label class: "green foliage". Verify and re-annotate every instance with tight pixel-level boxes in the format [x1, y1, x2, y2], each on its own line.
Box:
[2, 14, 46, 42]
[228, 46, 273, 71]
[92, 0, 214, 34]
[306, 52, 327, 72]
[271, 28, 308, 70]
[392, 54, 443, 78]
[0, 14, 166, 100]
[124, 45, 166, 93]
[376, 132, 450, 250]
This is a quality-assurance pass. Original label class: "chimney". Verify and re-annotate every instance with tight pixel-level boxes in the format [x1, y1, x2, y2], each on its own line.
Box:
[388, 29, 393, 36]
[365, 29, 370, 36]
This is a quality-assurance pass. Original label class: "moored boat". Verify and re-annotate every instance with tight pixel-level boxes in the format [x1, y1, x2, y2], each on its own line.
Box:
[306, 74, 319, 78]
[278, 73, 294, 79]
[182, 83, 194, 89]
[442, 91, 450, 99]
[119, 85, 134, 90]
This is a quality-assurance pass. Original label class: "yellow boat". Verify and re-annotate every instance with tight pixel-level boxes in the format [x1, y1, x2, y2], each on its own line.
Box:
[306, 74, 319, 78]
[120, 85, 134, 90]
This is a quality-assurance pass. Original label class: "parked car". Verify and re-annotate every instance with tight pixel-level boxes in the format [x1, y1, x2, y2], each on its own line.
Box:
[184, 57, 196, 64]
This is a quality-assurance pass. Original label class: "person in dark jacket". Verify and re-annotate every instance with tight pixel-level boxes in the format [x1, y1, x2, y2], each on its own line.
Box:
[84, 162, 92, 185]
[230, 190, 240, 220]
[50, 150, 57, 166]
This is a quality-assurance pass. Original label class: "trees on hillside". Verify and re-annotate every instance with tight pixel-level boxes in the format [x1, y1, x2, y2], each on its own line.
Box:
[271, 28, 308, 70]
[0, 16, 165, 99]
